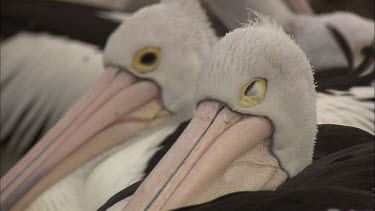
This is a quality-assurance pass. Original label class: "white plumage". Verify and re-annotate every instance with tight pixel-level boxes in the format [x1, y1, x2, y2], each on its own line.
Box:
[1, 33, 102, 173]
[317, 87, 374, 134]
[26, 124, 178, 211]
[1, 33, 102, 145]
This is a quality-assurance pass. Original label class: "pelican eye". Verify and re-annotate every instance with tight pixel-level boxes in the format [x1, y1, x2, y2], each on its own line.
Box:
[239, 78, 267, 107]
[132, 47, 161, 73]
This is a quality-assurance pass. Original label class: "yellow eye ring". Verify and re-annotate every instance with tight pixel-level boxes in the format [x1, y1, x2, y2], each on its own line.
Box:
[132, 47, 161, 73]
[239, 78, 267, 108]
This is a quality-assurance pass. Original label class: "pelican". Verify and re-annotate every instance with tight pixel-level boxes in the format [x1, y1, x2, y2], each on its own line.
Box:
[125, 16, 373, 210]
[1, 1, 217, 210]
[1, 0, 373, 173]
[203, 0, 374, 73]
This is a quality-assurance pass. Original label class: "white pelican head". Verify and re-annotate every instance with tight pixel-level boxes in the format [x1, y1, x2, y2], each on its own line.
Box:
[104, 0, 217, 119]
[127, 16, 317, 210]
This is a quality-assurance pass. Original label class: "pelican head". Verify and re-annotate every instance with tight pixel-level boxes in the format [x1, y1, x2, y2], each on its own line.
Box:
[1, 0, 217, 209]
[104, 0, 217, 119]
[127, 16, 317, 210]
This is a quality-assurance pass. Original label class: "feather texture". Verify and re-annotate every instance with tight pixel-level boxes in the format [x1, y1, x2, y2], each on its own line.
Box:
[0, 32, 103, 175]
[317, 87, 375, 134]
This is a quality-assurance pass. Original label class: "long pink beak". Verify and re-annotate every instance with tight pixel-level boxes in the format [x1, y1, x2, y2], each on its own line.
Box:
[125, 101, 273, 210]
[1, 66, 168, 210]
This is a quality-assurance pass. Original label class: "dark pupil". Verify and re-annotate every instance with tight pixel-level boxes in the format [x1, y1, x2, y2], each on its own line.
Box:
[140, 52, 157, 65]
[245, 81, 256, 95]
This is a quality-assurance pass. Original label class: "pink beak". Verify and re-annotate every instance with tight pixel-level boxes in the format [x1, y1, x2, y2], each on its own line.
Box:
[1, 66, 170, 210]
[125, 101, 273, 210]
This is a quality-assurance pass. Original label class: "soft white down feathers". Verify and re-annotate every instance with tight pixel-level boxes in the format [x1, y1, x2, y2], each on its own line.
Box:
[104, 0, 218, 121]
[196, 17, 317, 177]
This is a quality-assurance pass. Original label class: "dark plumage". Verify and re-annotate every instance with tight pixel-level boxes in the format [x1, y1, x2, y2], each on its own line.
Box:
[280, 142, 374, 192]
[97, 180, 144, 211]
[1, 0, 119, 48]
[313, 124, 374, 160]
